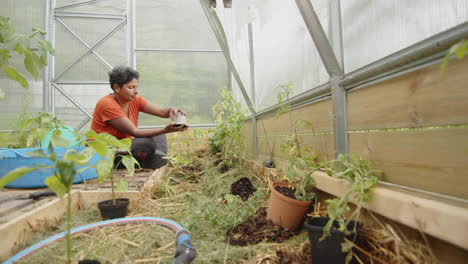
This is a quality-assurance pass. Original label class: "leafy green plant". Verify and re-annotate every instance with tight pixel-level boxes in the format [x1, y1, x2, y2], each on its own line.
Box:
[276, 84, 318, 201]
[89, 130, 139, 205]
[19, 112, 67, 148]
[0, 16, 55, 99]
[440, 39, 467, 77]
[321, 153, 382, 263]
[0, 126, 136, 264]
[208, 88, 247, 166]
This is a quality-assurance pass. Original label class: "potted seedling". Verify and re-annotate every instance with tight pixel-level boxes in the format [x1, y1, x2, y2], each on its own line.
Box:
[88, 130, 139, 219]
[304, 153, 381, 264]
[266, 84, 319, 230]
[0, 128, 120, 264]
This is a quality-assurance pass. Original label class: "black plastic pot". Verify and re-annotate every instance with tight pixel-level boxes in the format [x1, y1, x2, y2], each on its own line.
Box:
[97, 198, 129, 219]
[304, 217, 361, 264]
[78, 260, 101, 264]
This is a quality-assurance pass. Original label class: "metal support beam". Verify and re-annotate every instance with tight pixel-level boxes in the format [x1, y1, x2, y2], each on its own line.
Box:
[56, 18, 113, 70]
[75, 117, 91, 131]
[43, 0, 51, 112]
[52, 83, 93, 119]
[330, 0, 348, 157]
[200, 0, 256, 115]
[50, 0, 57, 116]
[53, 19, 126, 81]
[135, 48, 223, 53]
[55, 0, 104, 10]
[331, 74, 348, 156]
[295, 0, 343, 76]
[54, 10, 125, 19]
[248, 23, 258, 159]
[131, 0, 136, 68]
[254, 82, 331, 120]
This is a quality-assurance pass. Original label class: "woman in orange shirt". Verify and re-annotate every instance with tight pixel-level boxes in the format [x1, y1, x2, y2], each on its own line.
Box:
[91, 66, 187, 169]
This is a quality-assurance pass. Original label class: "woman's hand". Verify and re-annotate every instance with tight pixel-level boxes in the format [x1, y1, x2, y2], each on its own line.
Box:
[168, 107, 187, 118]
[163, 122, 188, 134]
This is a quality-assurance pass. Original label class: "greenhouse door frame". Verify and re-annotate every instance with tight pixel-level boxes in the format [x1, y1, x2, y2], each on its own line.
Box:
[44, 0, 133, 131]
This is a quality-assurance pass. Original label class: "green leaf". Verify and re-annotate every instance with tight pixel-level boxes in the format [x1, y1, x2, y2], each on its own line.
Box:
[57, 159, 76, 187]
[66, 149, 93, 166]
[87, 140, 108, 157]
[23, 50, 38, 79]
[96, 159, 112, 182]
[455, 44, 467, 59]
[116, 179, 128, 192]
[121, 155, 137, 176]
[0, 167, 36, 188]
[0, 88, 5, 99]
[45, 174, 67, 197]
[3, 65, 28, 88]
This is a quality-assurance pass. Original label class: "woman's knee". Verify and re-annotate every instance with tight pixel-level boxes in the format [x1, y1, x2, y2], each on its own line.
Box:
[131, 138, 156, 161]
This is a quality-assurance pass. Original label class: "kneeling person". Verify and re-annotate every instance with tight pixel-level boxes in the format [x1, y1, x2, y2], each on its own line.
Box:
[91, 66, 188, 169]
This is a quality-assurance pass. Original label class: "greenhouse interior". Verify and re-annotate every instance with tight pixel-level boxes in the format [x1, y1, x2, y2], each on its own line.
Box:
[0, 0, 467, 263]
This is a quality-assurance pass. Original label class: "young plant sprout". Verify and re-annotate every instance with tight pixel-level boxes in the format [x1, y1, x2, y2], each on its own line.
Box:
[0, 119, 137, 264]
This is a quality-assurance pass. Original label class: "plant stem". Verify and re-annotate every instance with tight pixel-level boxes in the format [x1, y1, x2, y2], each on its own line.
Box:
[66, 188, 72, 264]
[111, 172, 116, 205]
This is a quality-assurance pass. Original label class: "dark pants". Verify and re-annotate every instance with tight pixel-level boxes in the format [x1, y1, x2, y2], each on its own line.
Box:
[115, 135, 168, 170]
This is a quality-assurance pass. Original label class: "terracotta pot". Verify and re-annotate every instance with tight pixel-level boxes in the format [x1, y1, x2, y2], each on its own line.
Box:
[266, 181, 312, 231]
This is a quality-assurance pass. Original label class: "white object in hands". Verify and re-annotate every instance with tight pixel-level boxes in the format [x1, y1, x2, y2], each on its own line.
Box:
[171, 112, 187, 128]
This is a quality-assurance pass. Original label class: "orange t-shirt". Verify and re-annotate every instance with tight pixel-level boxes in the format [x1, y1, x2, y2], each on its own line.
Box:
[91, 94, 148, 139]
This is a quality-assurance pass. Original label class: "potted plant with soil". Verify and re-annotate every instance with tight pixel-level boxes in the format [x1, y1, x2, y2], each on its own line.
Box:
[304, 153, 381, 264]
[266, 84, 319, 230]
[91, 131, 139, 219]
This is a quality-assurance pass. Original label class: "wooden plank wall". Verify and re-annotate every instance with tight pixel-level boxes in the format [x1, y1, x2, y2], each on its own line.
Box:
[254, 98, 335, 162]
[347, 58, 468, 199]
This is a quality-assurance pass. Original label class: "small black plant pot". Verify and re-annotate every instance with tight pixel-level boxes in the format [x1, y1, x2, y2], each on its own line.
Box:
[304, 217, 361, 264]
[97, 198, 129, 219]
[79, 260, 101, 264]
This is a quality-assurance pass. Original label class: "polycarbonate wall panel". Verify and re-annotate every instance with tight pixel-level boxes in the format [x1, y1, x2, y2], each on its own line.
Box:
[136, 0, 219, 50]
[342, 0, 468, 73]
[54, 84, 110, 129]
[136, 52, 228, 126]
[0, 0, 45, 129]
[54, 17, 126, 82]
[219, 0, 330, 111]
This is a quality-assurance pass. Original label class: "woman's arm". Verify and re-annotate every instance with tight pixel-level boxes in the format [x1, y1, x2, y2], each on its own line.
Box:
[142, 102, 187, 118]
[107, 116, 185, 137]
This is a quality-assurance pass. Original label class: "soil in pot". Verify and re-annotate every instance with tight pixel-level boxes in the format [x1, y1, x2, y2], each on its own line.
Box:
[226, 207, 300, 246]
[274, 185, 296, 199]
[78, 260, 101, 264]
[97, 198, 129, 219]
[231, 177, 256, 201]
[305, 217, 361, 264]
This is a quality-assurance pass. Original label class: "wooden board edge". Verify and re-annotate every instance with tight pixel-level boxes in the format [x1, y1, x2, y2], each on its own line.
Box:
[0, 191, 81, 260]
[312, 171, 468, 251]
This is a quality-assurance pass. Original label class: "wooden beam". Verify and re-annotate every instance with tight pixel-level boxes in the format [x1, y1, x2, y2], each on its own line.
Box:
[256, 98, 334, 136]
[348, 58, 468, 130]
[349, 127, 468, 199]
[0, 191, 81, 259]
[312, 170, 468, 251]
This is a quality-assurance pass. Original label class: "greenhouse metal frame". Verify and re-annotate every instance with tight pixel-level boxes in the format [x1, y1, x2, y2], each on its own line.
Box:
[1, 0, 468, 261]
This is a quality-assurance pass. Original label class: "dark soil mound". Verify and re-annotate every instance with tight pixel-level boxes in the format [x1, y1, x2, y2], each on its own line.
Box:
[276, 244, 311, 264]
[275, 186, 296, 200]
[231, 177, 256, 201]
[226, 208, 300, 246]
